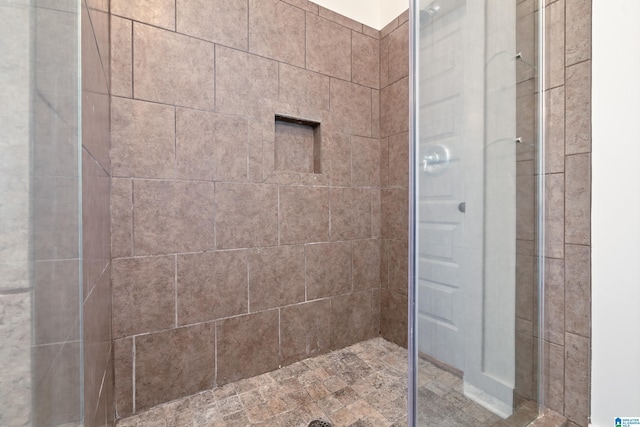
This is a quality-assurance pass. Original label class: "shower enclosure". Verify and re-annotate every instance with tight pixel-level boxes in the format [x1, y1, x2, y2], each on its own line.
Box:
[409, 0, 544, 425]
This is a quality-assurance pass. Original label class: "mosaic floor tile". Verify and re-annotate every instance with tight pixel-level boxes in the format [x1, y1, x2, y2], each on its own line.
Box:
[117, 337, 538, 427]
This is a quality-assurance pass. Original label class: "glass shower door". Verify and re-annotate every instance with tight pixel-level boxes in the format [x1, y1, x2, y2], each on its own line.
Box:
[411, 0, 541, 425]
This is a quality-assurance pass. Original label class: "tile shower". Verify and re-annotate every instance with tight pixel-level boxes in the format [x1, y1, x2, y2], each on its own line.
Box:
[0, 0, 593, 425]
[110, 0, 410, 419]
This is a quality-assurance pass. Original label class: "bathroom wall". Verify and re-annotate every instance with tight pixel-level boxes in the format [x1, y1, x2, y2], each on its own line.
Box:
[110, 0, 383, 416]
[542, 1, 592, 426]
[82, 0, 114, 425]
[379, 11, 410, 348]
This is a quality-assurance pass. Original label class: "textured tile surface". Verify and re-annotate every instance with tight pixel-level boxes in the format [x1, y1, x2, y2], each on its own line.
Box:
[306, 13, 351, 81]
[176, 0, 248, 50]
[117, 337, 535, 427]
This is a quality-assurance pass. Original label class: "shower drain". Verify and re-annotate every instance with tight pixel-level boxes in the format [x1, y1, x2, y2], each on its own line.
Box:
[308, 420, 333, 427]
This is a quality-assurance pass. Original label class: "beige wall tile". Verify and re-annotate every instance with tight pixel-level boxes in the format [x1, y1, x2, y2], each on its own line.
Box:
[352, 31, 379, 89]
[177, 250, 248, 325]
[111, 97, 175, 179]
[112, 256, 175, 338]
[111, 16, 132, 98]
[517, 80, 536, 161]
[565, 154, 590, 245]
[133, 23, 215, 109]
[331, 291, 374, 349]
[352, 239, 381, 291]
[306, 13, 351, 81]
[381, 188, 408, 241]
[372, 190, 381, 238]
[516, 252, 535, 322]
[379, 35, 390, 89]
[279, 63, 330, 113]
[515, 332, 534, 400]
[545, 173, 565, 259]
[133, 180, 215, 255]
[176, 108, 248, 182]
[388, 22, 409, 85]
[217, 310, 279, 385]
[546, 342, 565, 414]
[565, 0, 591, 66]
[372, 89, 380, 138]
[279, 186, 329, 244]
[546, 86, 565, 173]
[564, 333, 590, 426]
[380, 137, 389, 187]
[351, 136, 380, 188]
[380, 289, 407, 347]
[249, 0, 305, 67]
[565, 244, 590, 337]
[545, 0, 565, 89]
[111, 178, 133, 258]
[388, 239, 408, 296]
[371, 288, 381, 335]
[135, 323, 216, 411]
[306, 242, 352, 300]
[517, 160, 536, 241]
[280, 299, 332, 366]
[380, 77, 409, 138]
[545, 258, 565, 345]
[329, 78, 372, 137]
[388, 131, 408, 188]
[248, 245, 305, 312]
[176, 0, 248, 50]
[330, 188, 371, 241]
[114, 338, 133, 418]
[327, 133, 351, 186]
[112, 0, 175, 30]
[215, 183, 278, 249]
[215, 45, 278, 117]
[565, 61, 591, 155]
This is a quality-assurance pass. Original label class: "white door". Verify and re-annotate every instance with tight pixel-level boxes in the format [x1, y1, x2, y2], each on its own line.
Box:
[416, 0, 517, 417]
[416, 0, 473, 373]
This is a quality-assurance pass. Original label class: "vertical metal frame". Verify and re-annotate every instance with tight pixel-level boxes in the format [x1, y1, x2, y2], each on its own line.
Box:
[407, 0, 418, 425]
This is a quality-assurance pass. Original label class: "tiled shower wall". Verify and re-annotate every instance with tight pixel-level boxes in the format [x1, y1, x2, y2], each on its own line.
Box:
[379, 12, 410, 348]
[110, 0, 387, 417]
[515, 1, 592, 427]
[542, 1, 592, 426]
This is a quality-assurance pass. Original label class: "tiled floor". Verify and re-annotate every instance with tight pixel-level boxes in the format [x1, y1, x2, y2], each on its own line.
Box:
[116, 337, 535, 427]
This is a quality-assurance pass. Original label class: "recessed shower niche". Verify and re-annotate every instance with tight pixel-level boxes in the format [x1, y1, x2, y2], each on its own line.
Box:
[274, 114, 322, 174]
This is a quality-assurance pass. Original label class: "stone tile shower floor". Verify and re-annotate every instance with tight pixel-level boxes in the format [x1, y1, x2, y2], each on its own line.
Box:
[116, 337, 511, 427]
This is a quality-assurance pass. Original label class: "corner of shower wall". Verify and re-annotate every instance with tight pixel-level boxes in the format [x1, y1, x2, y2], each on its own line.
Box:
[379, 8, 411, 349]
